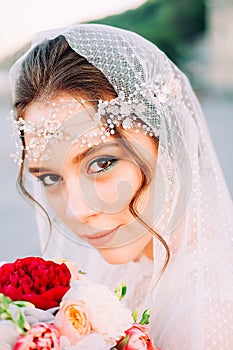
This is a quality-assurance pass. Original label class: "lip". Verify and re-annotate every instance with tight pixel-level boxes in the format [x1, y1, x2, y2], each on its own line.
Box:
[83, 226, 119, 248]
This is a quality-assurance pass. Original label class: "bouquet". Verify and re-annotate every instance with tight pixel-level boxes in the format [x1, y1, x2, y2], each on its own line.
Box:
[0, 257, 160, 350]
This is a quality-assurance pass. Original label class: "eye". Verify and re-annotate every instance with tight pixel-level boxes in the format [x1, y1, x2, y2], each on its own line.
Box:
[87, 157, 118, 174]
[37, 174, 62, 187]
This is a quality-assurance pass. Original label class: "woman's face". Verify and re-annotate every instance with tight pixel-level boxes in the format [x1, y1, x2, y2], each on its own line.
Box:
[24, 96, 158, 264]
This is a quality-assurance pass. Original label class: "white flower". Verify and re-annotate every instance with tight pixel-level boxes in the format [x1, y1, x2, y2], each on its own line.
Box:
[0, 320, 19, 348]
[60, 333, 112, 350]
[22, 306, 55, 326]
[63, 280, 132, 341]
[161, 73, 182, 100]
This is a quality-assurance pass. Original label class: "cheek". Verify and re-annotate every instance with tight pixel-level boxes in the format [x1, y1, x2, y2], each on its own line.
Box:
[42, 189, 66, 219]
[135, 179, 156, 225]
[90, 161, 142, 213]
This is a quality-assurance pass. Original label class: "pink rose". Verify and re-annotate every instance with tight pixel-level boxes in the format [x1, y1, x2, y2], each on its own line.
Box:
[54, 300, 91, 344]
[117, 324, 159, 350]
[13, 323, 60, 350]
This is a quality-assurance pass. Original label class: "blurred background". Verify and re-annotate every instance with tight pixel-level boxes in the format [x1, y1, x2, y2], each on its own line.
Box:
[0, 0, 232, 261]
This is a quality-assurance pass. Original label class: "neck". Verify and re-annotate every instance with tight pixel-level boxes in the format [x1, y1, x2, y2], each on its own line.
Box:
[134, 237, 154, 262]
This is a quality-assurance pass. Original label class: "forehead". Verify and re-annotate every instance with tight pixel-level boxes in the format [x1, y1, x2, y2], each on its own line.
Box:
[23, 97, 108, 163]
[25, 97, 96, 125]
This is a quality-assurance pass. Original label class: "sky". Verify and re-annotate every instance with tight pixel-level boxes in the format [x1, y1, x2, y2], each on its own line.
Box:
[0, 0, 146, 59]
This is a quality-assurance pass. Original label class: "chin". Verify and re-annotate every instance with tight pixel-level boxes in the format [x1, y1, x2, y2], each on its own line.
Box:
[97, 235, 153, 265]
[97, 247, 138, 264]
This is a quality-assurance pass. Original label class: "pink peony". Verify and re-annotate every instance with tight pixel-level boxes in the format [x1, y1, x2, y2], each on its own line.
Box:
[13, 323, 60, 350]
[117, 324, 159, 350]
[54, 300, 91, 345]
[0, 257, 71, 310]
[53, 259, 81, 281]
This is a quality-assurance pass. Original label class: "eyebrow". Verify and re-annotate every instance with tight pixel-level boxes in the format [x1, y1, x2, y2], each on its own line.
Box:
[72, 141, 120, 164]
[28, 141, 120, 174]
[28, 166, 53, 174]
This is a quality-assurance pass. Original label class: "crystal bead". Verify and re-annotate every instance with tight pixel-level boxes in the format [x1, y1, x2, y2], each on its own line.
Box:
[122, 117, 133, 130]
[29, 138, 38, 148]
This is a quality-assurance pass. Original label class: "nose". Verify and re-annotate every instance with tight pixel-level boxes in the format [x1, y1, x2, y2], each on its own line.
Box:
[64, 175, 100, 223]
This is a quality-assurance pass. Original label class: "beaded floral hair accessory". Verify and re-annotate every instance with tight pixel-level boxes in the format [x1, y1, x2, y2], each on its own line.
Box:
[10, 72, 182, 164]
[10, 92, 155, 164]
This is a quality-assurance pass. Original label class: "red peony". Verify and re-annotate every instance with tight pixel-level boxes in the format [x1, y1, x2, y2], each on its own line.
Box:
[13, 323, 60, 350]
[117, 324, 159, 350]
[0, 257, 71, 310]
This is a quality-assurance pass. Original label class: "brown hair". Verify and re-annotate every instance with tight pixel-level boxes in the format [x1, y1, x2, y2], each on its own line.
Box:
[14, 35, 170, 275]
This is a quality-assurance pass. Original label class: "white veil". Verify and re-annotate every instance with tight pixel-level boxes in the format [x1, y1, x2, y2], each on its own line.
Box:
[9, 24, 233, 349]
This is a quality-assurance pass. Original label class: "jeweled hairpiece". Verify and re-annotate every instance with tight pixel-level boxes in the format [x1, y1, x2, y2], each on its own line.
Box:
[10, 92, 154, 164]
[10, 73, 182, 164]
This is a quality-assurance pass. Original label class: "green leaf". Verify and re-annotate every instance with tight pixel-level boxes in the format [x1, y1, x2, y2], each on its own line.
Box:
[132, 308, 139, 323]
[15, 309, 29, 334]
[114, 281, 127, 301]
[78, 270, 86, 275]
[16, 325, 26, 335]
[114, 284, 121, 299]
[12, 300, 35, 308]
[16, 310, 26, 328]
[0, 312, 9, 320]
[18, 312, 29, 330]
[0, 294, 30, 335]
[139, 309, 151, 325]
[116, 334, 130, 350]
[0, 294, 11, 309]
[120, 282, 127, 300]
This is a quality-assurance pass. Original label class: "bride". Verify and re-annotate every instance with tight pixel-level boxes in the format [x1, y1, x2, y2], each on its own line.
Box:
[9, 24, 232, 349]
